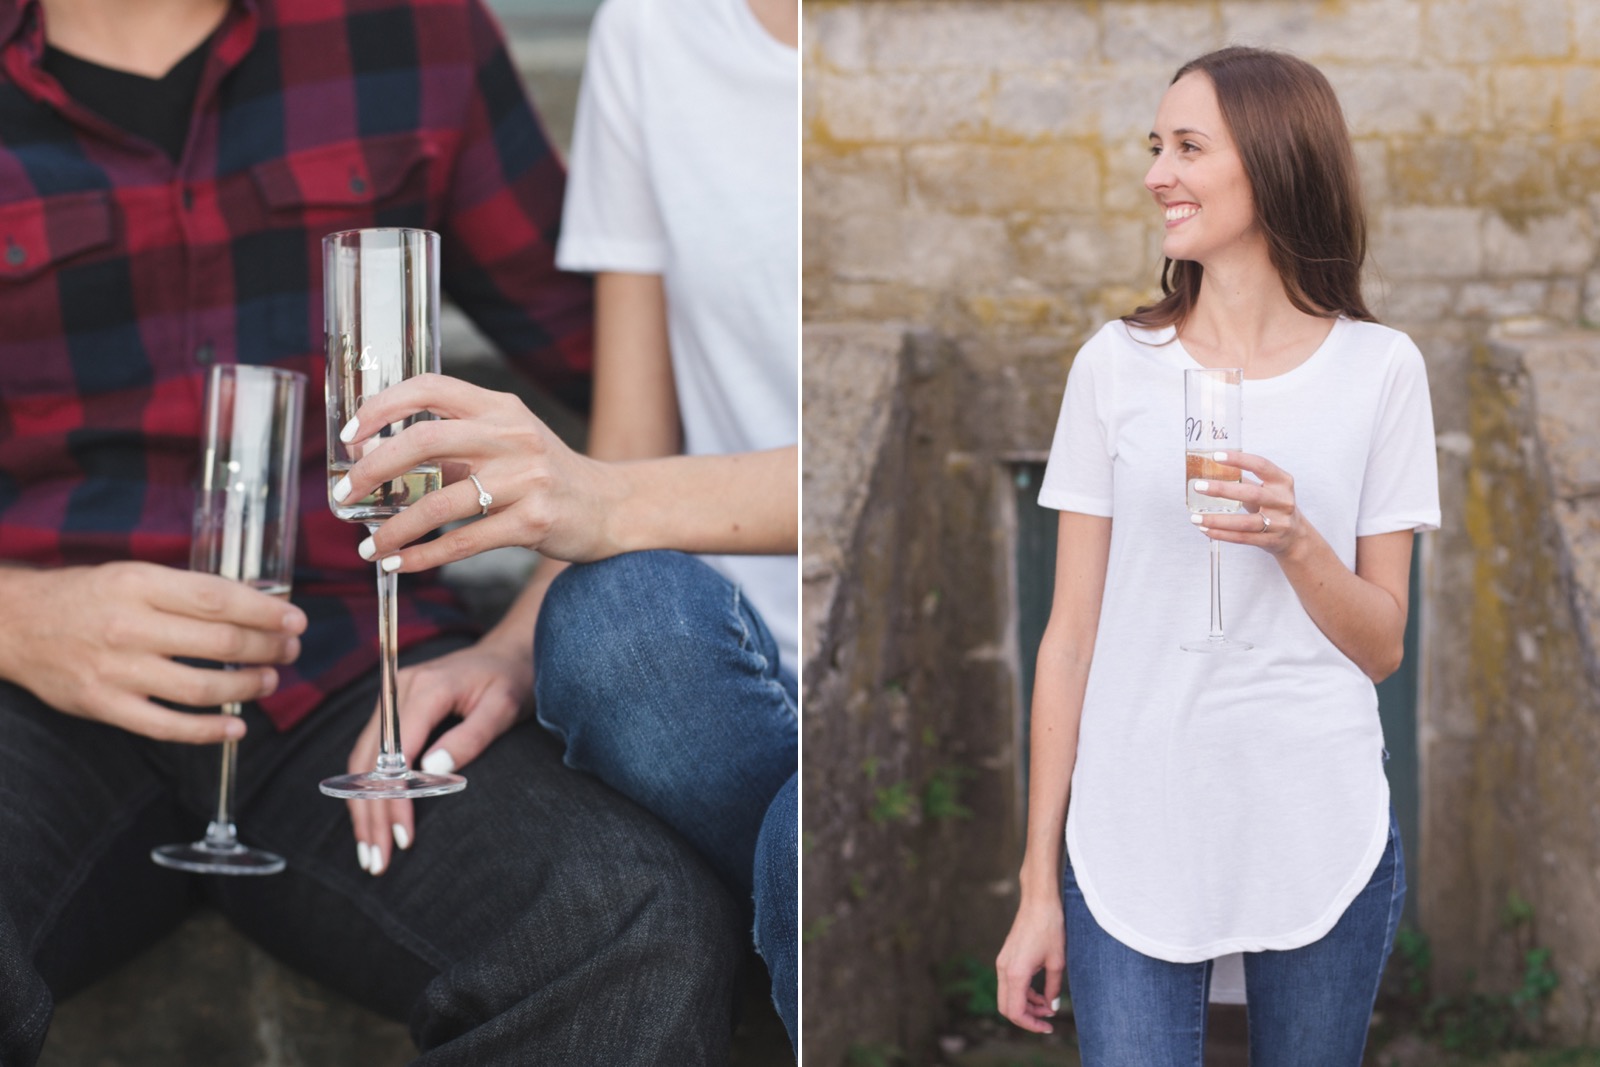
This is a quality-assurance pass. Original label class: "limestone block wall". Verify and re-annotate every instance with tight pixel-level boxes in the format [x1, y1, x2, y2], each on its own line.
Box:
[806, 0, 1600, 350]
[803, 0, 1600, 1056]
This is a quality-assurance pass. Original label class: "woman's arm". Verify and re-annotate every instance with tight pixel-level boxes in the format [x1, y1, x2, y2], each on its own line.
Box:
[996, 511, 1110, 1033]
[1192, 451, 1413, 682]
[342, 272, 798, 566]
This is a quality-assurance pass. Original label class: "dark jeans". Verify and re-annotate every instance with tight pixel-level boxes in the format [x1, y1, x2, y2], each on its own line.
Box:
[0, 638, 742, 1066]
[534, 551, 799, 1053]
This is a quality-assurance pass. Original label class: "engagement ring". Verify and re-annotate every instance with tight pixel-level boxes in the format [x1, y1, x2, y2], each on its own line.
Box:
[468, 473, 492, 517]
[1261, 515, 1272, 532]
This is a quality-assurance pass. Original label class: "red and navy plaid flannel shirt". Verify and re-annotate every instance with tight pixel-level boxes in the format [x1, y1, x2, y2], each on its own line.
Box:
[0, 0, 593, 731]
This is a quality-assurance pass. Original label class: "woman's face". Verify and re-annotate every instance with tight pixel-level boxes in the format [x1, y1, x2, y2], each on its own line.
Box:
[1144, 72, 1264, 269]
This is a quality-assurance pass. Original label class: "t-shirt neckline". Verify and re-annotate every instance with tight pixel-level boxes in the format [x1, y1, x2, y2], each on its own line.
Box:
[1161, 316, 1347, 388]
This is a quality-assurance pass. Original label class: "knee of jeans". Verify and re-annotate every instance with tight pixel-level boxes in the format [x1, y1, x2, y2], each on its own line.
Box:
[535, 552, 738, 723]
[538, 551, 707, 663]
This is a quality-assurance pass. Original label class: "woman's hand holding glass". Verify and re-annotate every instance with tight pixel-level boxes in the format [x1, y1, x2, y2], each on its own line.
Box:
[1190, 450, 1302, 558]
[337, 373, 619, 572]
[345, 637, 533, 876]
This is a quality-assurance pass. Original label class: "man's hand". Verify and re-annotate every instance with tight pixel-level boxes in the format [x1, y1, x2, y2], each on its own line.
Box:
[346, 638, 533, 876]
[0, 562, 307, 743]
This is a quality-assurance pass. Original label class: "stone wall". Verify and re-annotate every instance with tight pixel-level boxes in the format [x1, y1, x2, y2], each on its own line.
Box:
[1427, 328, 1600, 1041]
[802, 0, 1600, 1058]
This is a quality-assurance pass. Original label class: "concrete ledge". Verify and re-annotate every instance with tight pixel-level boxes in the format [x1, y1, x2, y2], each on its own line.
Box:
[41, 910, 412, 1066]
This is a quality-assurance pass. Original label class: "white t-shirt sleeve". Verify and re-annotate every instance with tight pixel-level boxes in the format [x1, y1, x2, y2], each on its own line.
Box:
[1038, 329, 1115, 517]
[555, 0, 666, 273]
[1356, 335, 1441, 536]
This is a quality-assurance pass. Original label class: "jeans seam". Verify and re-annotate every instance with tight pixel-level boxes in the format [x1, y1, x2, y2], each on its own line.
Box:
[1194, 959, 1209, 1067]
[1359, 837, 1405, 1054]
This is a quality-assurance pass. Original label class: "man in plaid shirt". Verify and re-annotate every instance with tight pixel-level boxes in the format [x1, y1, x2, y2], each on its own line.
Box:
[0, 0, 741, 1063]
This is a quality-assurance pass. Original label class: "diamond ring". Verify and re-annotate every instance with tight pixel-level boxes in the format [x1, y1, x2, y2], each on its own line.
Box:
[468, 473, 492, 517]
[1261, 514, 1272, 533]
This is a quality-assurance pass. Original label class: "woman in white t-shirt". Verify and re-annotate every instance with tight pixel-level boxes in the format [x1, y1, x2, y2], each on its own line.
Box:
[995, 47, 1439, 1065]
[330, 0, 801, 1052]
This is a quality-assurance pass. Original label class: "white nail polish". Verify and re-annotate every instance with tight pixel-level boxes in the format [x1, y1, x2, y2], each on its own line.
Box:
[358, 536, 375, 561]
[1193, 480, 1209, 492]
[380, 555, 403, 573]
[1190, 514, 1204, 525]
[393, 823, 411, 850]
[339, 417, 360, 444]
[357, 841, 371, 871]
[332, 475, 352, 503]
[369, 848, 386, 876]
[1051, 996, 1061, 1014]
[421, 748, 456, 775]
[1213, 451, 1229, 461]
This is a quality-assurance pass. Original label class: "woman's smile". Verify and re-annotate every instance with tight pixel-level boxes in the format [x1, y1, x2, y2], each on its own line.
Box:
[1164, 202, 1200, 227]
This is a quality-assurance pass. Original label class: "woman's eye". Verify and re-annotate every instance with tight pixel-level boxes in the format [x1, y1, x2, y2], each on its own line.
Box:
[1181, 142, 1201, 153]
[1148, 145, 1162, 157]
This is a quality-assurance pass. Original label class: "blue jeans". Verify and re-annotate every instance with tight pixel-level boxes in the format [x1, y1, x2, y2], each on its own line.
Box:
[0, 637, 742, 1066]
[1064, 812, 1405, 1067]
[534, 551, 799, 1052]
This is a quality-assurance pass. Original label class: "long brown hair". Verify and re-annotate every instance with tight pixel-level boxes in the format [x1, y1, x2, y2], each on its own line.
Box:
[1124, 46, 1375, 332]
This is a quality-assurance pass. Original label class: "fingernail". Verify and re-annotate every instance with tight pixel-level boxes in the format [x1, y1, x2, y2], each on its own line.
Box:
[1193, 480, 1210, 492]
[358, 536, 375, 561]
[357, 841, 371, 872]
[421, 748, 456, 775]
[332, 475, 352, 503]
[369, 848, 386, 876]
[283, 637, 300, 660]
[1051, 997, 1061, 1013]
[223, 717, 246, 739]
[393, 823, 411, 850]
[380, 555, 403, 573]
[1213, 451, 1229, 461]
[1190, 514, 1204, 525]
[339, 417, 360, 444]
[258, 669, 278, 696]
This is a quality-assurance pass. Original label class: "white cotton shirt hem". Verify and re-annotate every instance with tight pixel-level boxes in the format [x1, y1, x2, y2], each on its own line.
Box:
[1066, 781, 1392, 963]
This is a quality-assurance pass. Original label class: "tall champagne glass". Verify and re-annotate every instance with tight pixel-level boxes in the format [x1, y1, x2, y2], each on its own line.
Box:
[319, 228, 465, 799]
[1182, 368, 1252, 653]
[152, 364, 307, 875]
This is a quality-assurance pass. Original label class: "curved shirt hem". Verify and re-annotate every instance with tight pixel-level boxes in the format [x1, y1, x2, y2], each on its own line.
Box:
[1065, 781, 1391, 964]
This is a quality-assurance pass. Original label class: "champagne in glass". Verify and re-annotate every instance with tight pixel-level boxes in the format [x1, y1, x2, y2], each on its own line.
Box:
[1181, 367, 1252, 653]
[319, 227, 465, 799]
[152, 363, 306, 875]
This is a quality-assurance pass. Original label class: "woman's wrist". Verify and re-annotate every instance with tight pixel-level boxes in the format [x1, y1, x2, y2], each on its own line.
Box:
[1018, 853, 1063, 902]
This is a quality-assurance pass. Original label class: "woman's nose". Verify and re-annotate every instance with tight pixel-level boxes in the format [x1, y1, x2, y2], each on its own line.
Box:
[1144, 153, 1170, 193]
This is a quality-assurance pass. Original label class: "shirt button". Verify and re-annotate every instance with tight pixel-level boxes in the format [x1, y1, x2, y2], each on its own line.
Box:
[5, 243, 23, 266]
[349, 174, 367, 195]
[195, 342, 215, 365]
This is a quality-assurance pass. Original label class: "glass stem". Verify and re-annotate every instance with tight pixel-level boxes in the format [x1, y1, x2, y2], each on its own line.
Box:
[371, 523, 407, 777]
[1208, 537, 1225, 641]
[203, 699, 243, 850]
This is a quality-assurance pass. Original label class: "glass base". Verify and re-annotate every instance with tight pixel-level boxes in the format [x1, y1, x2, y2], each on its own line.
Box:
[1181, 635, 1254, 653]
[151, 841, 286, 876]
[320, 771, 466, 800]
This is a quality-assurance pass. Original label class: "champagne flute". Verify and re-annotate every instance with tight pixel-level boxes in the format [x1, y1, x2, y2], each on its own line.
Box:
[319, 228, 465, 799]
[152, 364, 307, 875]
[1181, 367, 1252, 653]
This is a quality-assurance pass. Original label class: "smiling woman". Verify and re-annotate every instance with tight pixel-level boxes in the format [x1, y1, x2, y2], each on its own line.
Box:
[993, 46, 1441, 1067]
